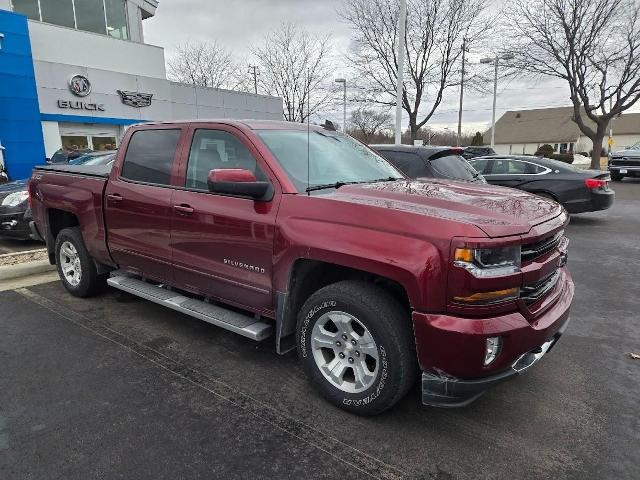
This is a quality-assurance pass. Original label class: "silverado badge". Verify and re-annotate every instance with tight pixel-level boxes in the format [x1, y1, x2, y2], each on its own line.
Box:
[117, 90, 153, 108]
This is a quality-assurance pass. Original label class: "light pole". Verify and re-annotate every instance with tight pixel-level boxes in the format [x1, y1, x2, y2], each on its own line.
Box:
[395, 0, 407, 145]
[480, 53, 514, 148]
[335, 78, 347, 132]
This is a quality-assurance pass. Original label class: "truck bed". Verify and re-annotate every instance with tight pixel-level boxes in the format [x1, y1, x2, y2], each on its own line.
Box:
[30, 163, 113, 268]
[34, 163, 112, 178]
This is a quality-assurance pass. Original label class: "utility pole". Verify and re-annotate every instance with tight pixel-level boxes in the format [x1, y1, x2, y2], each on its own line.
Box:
[395, 0, 407, 145]
[480, 53, 514, 148]
[457, 38, 468, 147]
[335, 78, 347, 132]
[248, 65, 260, 94]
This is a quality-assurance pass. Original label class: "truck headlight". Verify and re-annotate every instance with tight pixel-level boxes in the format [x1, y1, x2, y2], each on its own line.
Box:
[1, 191, 29, 207]
[454, 245, 521, 277]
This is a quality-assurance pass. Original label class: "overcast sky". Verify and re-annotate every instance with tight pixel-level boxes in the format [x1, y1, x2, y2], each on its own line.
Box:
[142, 0, 629, 134]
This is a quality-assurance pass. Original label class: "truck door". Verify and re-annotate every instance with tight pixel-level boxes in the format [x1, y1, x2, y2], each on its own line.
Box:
[170, 125, 280, 312]
[104, 126, 186, 284]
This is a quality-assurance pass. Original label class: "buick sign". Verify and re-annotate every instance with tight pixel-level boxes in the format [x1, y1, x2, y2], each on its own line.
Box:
[69, 75, 91, 97]
[118, 90, 153, 108]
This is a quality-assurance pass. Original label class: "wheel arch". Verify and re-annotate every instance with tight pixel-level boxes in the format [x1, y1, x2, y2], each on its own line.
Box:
[274, 258, 413, 354]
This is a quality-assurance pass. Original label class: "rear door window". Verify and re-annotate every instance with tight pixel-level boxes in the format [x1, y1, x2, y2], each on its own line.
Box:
[429, 155, 477, 181]
[378, 151, 427, 178]
[121, 129, 182, 185]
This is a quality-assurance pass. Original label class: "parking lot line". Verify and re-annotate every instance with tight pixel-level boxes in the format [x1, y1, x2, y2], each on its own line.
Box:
[15, 287, 406, 480]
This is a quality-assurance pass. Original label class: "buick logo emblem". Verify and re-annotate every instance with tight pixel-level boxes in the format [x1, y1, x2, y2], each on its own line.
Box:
[69, 75, 91, 97]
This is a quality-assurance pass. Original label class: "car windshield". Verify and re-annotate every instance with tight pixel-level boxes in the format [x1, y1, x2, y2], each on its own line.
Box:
[256, 129, 403, 192]
[69, 153, 116, 166]
[429, 154, 480, 181]
[629, 141, 640, 150]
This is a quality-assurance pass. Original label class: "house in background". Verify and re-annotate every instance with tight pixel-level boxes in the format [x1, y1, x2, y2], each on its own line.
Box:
[485, 107, 640, 156]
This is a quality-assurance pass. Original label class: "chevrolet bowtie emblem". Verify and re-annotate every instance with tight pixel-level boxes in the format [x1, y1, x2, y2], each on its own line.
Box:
[117, 90, 153, 108]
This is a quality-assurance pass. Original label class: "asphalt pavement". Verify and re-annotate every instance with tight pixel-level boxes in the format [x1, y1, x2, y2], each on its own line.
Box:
[0, 238, 43, 255]
[1, 180, 639, 479]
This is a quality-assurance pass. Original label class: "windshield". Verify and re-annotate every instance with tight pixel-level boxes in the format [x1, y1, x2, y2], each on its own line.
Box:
[256, 130, 403, 192]
[69, 153, 116, 166]
[429, 154, 481, 182]
[629, 141, 640, 150]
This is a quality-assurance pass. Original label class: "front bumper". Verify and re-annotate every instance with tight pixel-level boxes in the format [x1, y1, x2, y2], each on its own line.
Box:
[0, 209, 31, 239]
[609, 165, 640, 177]
[421, 316, 570, 407]
[413, 268, 574, 407]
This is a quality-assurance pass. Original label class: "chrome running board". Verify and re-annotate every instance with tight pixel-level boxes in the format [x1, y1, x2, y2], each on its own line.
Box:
[107, 274, 273, 341]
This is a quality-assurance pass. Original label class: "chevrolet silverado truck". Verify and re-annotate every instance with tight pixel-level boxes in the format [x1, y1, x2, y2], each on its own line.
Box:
[29, 120, 574, 415]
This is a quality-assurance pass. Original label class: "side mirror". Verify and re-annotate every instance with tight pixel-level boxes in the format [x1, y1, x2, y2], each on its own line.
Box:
[207, 169, 272, 201]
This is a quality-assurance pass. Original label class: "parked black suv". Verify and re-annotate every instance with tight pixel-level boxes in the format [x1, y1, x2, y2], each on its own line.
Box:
[371, 145, 486, 183]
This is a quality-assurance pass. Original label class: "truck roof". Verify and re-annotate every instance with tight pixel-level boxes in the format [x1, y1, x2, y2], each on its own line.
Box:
[131, 119, 329, 131]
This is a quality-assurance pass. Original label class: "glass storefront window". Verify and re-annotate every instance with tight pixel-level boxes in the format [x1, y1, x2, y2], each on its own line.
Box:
[92, 137, 118, 151]
[75, 0, 107, 34]
[105, 0, 129, 40]
[40, 0, 75, 29]
[12, 1, 130, 40]
[61, 136, 90, 152]
[13, 0, 40, 21]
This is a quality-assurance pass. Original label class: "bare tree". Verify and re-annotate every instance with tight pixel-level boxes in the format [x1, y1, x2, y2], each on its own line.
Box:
[340, 0, 489, 141]
[168, 40, 236, 89]
[349, 108, 393, 142]
[506, 0, 640, 168]
[251, 23, 333, 122]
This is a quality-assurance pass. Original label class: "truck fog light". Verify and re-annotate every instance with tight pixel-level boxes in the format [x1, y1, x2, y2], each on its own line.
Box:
[484, 336, 501, 366]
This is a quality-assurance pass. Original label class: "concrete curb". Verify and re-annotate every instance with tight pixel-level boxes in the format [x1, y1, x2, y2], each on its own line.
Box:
[0, 260, 56, 281]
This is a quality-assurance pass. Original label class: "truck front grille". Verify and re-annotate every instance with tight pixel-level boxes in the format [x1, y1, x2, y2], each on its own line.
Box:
[610, 157, 640, 167]
[520, 271, 560, 305]
[521, 231, 563, 263]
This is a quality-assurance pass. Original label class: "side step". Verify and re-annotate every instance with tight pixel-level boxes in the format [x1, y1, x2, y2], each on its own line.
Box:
[107, 275, 273, 341]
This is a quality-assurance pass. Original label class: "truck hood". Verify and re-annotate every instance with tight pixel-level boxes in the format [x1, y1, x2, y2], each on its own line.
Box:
[611, 148, 640, 158]
[333, 179, 563, 237]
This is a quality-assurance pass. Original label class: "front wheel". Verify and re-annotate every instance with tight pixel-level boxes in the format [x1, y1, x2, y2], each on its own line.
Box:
[611, 173, 624, 182]
[296, 281, 417, 416]
[55, 227, 106, 297]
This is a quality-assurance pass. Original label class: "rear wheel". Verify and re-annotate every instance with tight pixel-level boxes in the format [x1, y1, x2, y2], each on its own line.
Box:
[611, 173, 624, 182]
[55, 227, 106, 297]
[296, 281, 417, 416]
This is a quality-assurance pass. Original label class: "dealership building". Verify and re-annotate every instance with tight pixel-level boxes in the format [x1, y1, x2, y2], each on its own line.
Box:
[0, 0, 282, 180]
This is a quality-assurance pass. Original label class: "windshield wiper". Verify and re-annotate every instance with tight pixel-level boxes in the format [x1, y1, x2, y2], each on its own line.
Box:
[305, 177, 401, 193]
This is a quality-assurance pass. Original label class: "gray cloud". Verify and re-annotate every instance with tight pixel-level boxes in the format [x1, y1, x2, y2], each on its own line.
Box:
[144, 1, 637, 133]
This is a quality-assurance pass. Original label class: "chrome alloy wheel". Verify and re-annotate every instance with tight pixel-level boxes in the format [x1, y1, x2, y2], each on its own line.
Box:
[59, 241, 82, 287]
[310, 311, 379, 393]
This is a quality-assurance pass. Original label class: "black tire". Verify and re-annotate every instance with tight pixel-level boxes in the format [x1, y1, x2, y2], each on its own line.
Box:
[611, 173, 623, 182]
[55, 227, 106, 297]
[296, 280, 417, 416]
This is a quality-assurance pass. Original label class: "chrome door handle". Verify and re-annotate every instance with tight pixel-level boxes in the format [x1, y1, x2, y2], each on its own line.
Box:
[174, 204, 194, 215]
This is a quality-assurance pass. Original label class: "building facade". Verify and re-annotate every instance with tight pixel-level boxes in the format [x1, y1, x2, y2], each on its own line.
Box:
[485, 107, 640, 157]
[0, 0, 282, 180]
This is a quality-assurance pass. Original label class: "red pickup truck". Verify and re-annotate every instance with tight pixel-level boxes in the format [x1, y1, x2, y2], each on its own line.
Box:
[29, 120, 573, 415]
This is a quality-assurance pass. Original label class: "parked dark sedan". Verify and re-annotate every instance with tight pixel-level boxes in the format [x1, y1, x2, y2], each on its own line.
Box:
[468, 155, 614, 213]
[0, 151, 116, 240]
[371, 145, 486, 183]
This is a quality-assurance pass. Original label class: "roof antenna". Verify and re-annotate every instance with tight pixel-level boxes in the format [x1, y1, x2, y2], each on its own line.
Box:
[307, 67, 311, 196]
